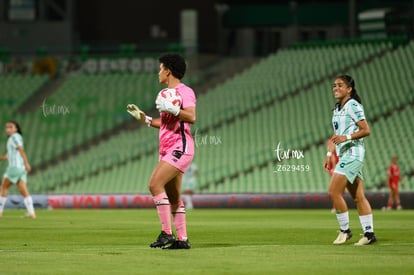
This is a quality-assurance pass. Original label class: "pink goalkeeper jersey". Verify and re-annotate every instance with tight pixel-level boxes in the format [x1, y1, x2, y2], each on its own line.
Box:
[159, 83, 196, 155]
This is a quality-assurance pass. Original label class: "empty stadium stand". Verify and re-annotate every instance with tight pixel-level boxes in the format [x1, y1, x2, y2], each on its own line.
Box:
[2, 39, 413, 195]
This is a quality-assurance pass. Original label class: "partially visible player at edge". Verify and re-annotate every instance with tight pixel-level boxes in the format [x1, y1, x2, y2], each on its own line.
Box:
[323, 75, 377, 245]
[182, 162, 198, 210]
[385, 156, 402, 210]
[0, 121, 36, 218]
[127, 53, 196, 249]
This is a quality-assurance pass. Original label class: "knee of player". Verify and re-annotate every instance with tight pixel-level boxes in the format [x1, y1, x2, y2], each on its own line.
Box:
[328, 187, 338, 197]
[148, 183, 158, 194]
[352, 194, 366, 205]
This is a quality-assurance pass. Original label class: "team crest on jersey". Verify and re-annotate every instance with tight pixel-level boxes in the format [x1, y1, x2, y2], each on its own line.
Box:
[339, 162, 345, 168]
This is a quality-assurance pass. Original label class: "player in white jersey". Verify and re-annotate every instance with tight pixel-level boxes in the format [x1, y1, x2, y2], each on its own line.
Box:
[323, 75, 376, 245]
[0, 121, 36, 218]
[182, 163, 198, 210]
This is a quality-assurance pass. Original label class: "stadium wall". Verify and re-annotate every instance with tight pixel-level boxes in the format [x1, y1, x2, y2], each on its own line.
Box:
[5, 193, 414, 210]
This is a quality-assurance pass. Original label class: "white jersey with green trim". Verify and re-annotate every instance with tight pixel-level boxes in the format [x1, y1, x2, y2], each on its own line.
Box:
[332, 98, 366, 161]
[183, 163, 197, 186]
[7, 132, 25, 168]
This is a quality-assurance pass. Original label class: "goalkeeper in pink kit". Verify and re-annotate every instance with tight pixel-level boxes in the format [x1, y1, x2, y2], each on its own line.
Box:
[127, 53, 196, 249]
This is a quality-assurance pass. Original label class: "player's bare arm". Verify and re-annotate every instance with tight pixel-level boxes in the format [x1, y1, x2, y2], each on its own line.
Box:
[327, 137, 336, 152]
[17, 146, 31, 173]
[149, 118, 161, 128]
[178, 106, 196, 124]
[149, 106, 195, 129]
[324, 137, 336, 173]
[331, 119, 370, 145]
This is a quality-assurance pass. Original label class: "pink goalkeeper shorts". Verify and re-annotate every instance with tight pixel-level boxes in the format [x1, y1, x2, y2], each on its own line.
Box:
[159, 148, 194, 173]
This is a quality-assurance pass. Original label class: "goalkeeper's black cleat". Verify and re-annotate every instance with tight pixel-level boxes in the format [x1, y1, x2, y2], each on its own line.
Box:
[163, 239, 191, 250]
[150, 231, 176, 248]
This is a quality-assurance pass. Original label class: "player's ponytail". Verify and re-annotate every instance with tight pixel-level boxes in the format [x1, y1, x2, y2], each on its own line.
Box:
[8, 120, 23, 135]
[336, 74, 362, 104]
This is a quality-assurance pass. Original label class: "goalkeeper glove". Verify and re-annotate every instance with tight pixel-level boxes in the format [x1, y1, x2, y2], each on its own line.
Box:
[126, 104, 143, 120]
[155, 97, 180, 116]
[127, 104, 152, 126]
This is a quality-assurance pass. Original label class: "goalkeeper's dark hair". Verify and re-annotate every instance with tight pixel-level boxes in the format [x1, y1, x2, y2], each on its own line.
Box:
[7, 120, 23, 135]
[159, 53, 186, 79]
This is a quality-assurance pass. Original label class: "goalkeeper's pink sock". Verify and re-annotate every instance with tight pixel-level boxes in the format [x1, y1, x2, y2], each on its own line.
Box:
[172, 201, 187, 241]
[153, 192, 172, 235]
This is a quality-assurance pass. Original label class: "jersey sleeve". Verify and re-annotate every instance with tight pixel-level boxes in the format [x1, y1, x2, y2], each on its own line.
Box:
[181, 87, 196, 109]
[349, 101, 365, 123]
[11, 134, 23, 148]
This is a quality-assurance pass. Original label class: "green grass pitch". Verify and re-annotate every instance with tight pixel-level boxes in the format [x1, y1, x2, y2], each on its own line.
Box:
[0, 209, 413, 274]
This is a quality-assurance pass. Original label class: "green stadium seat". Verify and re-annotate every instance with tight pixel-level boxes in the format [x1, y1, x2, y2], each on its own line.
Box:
[22, 40, 414, 194]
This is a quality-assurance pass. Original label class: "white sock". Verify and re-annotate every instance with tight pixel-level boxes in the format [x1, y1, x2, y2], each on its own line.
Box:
[186, 195, 193, 210]
[183, 195, 193, 210]
[23, 196, 35, 215]
[0, 196, 7, 212]
[359, 214, 374, 233]
[336, 211, 349, 231]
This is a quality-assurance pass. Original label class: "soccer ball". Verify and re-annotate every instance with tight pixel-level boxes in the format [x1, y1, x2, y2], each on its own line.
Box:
[157, 88, 182, 107]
